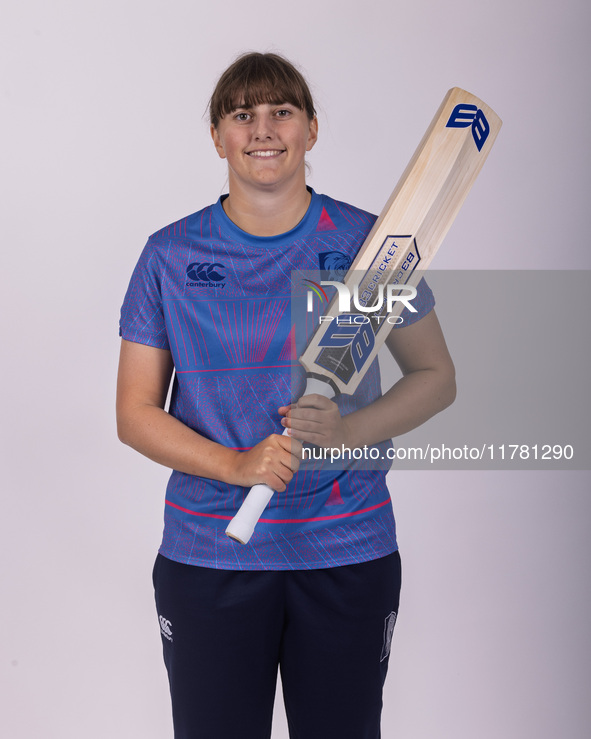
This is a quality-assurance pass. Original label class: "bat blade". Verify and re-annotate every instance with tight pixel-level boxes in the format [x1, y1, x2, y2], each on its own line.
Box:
[300, 87, 501, 394]
[225, 87, 502, 544]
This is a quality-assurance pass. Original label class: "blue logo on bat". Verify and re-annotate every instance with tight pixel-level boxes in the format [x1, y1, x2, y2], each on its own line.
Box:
[446, 104, 490, 151]
[318, 317, 375, 373]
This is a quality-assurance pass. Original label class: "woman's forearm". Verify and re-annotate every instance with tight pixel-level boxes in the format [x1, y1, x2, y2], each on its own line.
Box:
[342, 365, 456, 449]
[117, 403, 241, 481]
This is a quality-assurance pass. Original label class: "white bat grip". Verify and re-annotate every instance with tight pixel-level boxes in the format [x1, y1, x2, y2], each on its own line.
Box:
[225, 378, 335, 544]
[224, 473, 281, 544]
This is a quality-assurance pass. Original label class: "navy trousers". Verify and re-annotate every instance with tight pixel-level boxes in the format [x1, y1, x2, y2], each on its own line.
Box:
[153, 551, 401, 738]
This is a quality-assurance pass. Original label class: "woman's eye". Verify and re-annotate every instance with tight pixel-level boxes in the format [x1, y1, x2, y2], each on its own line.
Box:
[235, 112, 250, 121]
[276, 109, 291, 118]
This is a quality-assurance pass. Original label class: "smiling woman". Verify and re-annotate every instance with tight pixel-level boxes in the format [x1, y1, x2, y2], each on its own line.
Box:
[116, 51, 455, 739]
[210, 100, 318, 233]
[209, 53, 319, 236]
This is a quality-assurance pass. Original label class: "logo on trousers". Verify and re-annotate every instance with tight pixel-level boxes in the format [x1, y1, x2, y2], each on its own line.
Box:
[380, 611, 397, 662]
[159, 615, 173, 642]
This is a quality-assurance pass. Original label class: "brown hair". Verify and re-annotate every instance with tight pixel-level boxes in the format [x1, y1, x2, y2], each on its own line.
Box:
[209, 52, 316, 128]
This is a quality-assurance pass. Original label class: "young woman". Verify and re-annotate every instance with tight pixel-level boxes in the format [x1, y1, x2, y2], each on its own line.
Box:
[117, 52, 455, 739]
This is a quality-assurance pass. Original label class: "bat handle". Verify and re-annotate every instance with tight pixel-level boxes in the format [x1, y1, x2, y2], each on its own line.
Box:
[225, 480, 277, 544]
[225, 377, 335, 544]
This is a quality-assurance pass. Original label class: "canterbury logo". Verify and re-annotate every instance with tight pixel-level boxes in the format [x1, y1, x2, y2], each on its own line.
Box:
[446, 103, 490, 151]
[380, 611, 397, 662]
[186, 262, 226, 282]
[159, 615, 173, 641]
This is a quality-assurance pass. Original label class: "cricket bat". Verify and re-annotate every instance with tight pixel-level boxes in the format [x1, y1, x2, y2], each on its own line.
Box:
[225, 87, 502, 544]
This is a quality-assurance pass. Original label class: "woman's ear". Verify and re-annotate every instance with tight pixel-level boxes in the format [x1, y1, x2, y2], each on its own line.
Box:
[210, 124, 227, 159]
[306, 117, 319, 152]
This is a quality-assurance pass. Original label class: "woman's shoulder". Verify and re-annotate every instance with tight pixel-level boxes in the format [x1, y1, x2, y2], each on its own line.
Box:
[314, 192, 377, 233]
[147, 202, 219, 243]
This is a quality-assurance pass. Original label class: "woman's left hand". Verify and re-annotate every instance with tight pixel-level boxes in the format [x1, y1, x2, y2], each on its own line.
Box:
[279, 395, 352, 449]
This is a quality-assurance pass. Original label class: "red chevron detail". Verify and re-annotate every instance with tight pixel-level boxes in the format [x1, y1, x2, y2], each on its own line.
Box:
[326, 479, 344, 506]
[317, 207, 337, 231]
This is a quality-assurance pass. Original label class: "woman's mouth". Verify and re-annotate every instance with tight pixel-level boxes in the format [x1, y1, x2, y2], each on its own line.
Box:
[247, 149, 285, 158]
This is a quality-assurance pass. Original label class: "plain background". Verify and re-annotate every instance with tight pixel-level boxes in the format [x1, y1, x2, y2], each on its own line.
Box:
[2, 0, 590, 737]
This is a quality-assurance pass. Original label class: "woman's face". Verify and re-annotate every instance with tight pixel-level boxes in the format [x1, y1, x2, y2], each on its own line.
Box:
[211, 102, 318, 194]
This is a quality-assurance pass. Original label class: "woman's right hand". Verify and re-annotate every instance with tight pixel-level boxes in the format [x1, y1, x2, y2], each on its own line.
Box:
[117, 339, 302, 490]
[230, 433, 302, 492]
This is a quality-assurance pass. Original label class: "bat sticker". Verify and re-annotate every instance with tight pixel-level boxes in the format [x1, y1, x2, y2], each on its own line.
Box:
[446, 103, 490, 151]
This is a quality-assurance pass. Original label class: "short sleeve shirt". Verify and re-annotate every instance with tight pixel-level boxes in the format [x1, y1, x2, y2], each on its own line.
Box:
[120, 190, 435, 569]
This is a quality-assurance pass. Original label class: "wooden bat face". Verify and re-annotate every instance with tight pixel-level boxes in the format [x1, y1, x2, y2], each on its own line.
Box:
[299, 88, 502, 395]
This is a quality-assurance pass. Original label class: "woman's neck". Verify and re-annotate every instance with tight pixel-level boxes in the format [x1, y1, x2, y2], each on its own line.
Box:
[222, 182, 312, 237]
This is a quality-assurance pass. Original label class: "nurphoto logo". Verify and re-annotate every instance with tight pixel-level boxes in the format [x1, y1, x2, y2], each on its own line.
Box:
[309, 280, 418, 315]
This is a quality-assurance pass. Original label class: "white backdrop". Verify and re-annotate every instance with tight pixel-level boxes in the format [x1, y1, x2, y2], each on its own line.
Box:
[2, 0, 590, 737]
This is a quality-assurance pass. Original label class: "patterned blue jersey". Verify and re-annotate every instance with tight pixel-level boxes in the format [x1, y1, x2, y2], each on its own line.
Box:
[120, 190, 434, 570]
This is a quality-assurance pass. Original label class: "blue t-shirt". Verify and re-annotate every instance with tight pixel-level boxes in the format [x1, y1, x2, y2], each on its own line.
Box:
[120, 190, 434, 570]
